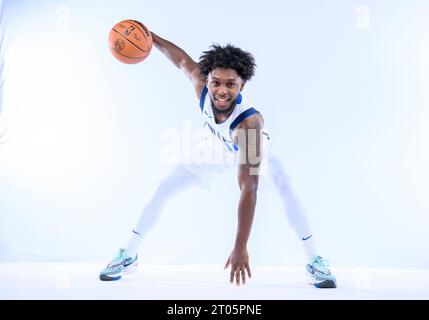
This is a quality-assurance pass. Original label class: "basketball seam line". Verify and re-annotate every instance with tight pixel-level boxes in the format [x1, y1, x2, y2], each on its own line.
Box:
[111, 47, 145, 60]
[112, 28, 149, 53]
[126, 20, 152, 47]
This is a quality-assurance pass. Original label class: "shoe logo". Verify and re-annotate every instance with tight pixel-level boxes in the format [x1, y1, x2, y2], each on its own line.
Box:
[107, 257, 134, 269]
[123, 257, 135, 267]
[307, 264, 331, 276]
[302, 235, 313, 241]
[313, 266, 331, 275]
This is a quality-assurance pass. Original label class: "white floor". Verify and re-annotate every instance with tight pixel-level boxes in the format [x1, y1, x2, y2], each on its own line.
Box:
[0, 263, 428, 300]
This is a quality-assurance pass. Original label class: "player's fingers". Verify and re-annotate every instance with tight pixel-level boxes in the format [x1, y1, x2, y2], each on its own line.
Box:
[245, 264, 252, 279]
[235, 268, 241, 286]
[224, 258, 231, 270]
[230, 267, 235, 284]
[241, 267, 246, 285]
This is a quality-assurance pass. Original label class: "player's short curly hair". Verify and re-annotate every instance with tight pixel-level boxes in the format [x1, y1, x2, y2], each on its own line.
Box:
[198, 44, 256, 81]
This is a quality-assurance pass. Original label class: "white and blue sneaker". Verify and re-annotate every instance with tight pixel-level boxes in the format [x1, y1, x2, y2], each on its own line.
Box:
[306, 255, 337, 288]
[99, 248, 138, 281]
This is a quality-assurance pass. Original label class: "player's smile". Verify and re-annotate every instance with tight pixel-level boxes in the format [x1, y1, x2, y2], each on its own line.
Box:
[207, 68, 244, 113]
[214, 96, 231, 108]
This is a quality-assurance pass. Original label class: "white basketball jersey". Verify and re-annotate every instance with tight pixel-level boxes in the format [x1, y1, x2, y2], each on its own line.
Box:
[199, 85, 270, 153]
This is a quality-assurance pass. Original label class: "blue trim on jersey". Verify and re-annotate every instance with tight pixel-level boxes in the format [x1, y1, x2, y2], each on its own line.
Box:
[199, 86, 208, 111]
[237, 93, 242, 104]
[229, 107, 260, 131]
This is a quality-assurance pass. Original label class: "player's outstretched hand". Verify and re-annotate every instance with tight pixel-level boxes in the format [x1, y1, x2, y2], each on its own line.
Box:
[224, 247, 252, 286]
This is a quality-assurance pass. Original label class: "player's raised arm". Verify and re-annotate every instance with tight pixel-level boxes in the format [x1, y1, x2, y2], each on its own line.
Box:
[151, 32, 205, 98]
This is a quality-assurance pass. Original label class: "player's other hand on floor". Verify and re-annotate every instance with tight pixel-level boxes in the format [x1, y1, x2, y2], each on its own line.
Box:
[224, 246, 252, 286]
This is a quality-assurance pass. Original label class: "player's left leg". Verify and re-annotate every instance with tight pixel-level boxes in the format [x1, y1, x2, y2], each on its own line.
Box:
[261, 155, 337, 288]
[261, 155, 315, 254]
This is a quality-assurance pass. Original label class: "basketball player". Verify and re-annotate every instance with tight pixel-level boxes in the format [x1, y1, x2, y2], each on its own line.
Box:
[100, 32, 337, 288]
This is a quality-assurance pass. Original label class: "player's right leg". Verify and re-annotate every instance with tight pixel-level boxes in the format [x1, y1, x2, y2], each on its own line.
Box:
[99, 165, 201, 281]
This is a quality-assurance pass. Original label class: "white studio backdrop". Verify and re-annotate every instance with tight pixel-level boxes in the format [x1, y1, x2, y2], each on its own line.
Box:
[0, 0, 428, 269]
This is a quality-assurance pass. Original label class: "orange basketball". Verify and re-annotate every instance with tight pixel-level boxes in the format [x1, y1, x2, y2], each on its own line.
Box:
[108, 19, 153, 64]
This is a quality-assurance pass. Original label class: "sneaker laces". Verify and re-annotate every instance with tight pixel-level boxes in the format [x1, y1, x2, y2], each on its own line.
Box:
[313, 256, 330, 269]
[107, 248, 129, 267]
[117, 248, 126, 257]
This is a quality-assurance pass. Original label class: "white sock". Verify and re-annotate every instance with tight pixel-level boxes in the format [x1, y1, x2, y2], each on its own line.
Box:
[125, 230, 143, 257]
[301, 235, 318, 260]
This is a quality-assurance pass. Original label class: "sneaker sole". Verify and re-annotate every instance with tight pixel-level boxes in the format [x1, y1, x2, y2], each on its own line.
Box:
[99, 274, 122, 281]
[314, 280, 337, 288]
[99, 262, 138, 281]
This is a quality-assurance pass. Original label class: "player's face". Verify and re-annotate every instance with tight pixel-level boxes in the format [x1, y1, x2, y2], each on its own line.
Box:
[207, 68, 245, 113]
